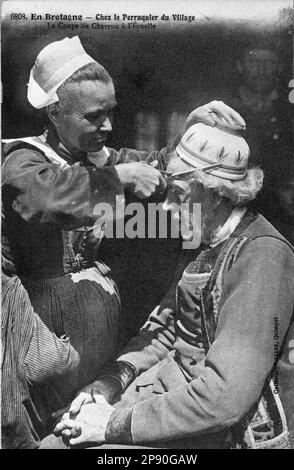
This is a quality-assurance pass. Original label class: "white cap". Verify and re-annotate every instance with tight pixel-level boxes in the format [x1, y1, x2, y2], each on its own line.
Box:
[176, 123, 250, 181]
[27, 36, 96, 109]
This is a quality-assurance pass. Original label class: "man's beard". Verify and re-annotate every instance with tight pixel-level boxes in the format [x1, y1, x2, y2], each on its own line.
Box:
[180, 207, 217, 245]
[200, 212, 218, 245]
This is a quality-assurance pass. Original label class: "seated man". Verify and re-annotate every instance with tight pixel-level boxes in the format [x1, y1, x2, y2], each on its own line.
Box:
[52, 122, 294, 449]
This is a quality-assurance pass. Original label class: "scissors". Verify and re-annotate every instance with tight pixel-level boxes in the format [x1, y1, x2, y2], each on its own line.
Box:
[156, 163, 223, 183]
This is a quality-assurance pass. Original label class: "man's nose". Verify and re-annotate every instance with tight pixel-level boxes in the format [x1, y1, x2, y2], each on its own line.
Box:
[100, 116, 112, 132]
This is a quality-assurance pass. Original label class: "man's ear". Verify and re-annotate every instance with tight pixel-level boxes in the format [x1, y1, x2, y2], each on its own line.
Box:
[47, 103, 60, 126]
[210, 189, 223, 209]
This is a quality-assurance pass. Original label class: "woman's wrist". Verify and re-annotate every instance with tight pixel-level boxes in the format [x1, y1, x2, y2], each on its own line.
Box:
[98, 361, 137, 392]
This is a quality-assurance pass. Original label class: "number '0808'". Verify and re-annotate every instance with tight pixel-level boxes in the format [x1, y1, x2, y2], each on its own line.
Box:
[10, 13, 27, 20]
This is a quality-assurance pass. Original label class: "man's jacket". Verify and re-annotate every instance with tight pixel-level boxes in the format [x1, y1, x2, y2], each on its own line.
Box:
[114, 213, 294, 448]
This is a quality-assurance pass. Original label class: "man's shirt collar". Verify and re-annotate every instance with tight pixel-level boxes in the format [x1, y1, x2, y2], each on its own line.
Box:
[210, 206, 247, 248]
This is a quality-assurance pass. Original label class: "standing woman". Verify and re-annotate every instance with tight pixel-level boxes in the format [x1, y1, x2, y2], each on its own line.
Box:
[2, 36, 164, 439]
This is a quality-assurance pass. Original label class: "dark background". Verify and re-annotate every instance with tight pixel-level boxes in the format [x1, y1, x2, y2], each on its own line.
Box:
[2, 14, 293, 148]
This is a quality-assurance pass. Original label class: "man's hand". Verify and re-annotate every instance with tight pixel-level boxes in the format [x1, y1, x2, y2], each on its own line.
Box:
[115, 161, 166, 198]
[184, 101, 246, 131]
[54, 397, 115, 448]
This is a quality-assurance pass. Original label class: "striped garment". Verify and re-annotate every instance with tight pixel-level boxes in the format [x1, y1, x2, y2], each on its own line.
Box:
[1, 270, 120, 448]
[2, 272, 39, 448]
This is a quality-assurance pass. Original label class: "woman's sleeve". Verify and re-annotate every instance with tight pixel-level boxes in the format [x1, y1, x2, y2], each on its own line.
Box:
[2, 147, 123, 228]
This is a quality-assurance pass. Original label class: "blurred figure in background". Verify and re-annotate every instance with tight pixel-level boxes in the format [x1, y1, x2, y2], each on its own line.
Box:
[222, 40, 293, 222]
[236, 47, 280, 124]
[228, 42, 291, 161]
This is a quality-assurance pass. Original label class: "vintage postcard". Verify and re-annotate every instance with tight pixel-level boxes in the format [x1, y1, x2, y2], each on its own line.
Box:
[1, 0, 294, 454]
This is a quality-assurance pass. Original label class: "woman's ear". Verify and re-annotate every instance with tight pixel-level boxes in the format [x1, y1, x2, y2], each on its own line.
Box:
[47, 103, 60, 126]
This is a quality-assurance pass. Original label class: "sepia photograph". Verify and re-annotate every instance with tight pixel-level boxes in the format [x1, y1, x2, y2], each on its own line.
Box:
[1, 0, 294, 453]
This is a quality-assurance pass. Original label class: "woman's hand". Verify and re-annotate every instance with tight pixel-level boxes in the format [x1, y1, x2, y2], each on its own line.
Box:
[185, 100, 246, 131]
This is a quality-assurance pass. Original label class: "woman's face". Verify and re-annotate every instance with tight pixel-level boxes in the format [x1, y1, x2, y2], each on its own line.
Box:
[53, 80, 116, 154]
[163, 154, 215, 245]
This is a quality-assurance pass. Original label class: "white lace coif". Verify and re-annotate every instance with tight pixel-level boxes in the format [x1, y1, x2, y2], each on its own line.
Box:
[27, 36, 96, 109]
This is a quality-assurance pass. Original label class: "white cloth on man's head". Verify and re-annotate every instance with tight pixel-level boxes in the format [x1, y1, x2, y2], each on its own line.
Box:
[27, 36, 96, 109]
[176, 123, 250, 181]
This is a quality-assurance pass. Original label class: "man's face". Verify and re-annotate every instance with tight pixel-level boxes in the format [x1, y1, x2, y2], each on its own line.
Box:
[54, 80, 116, 153]
[238, 49, 279, 94]
[163, 154, 207, 241]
